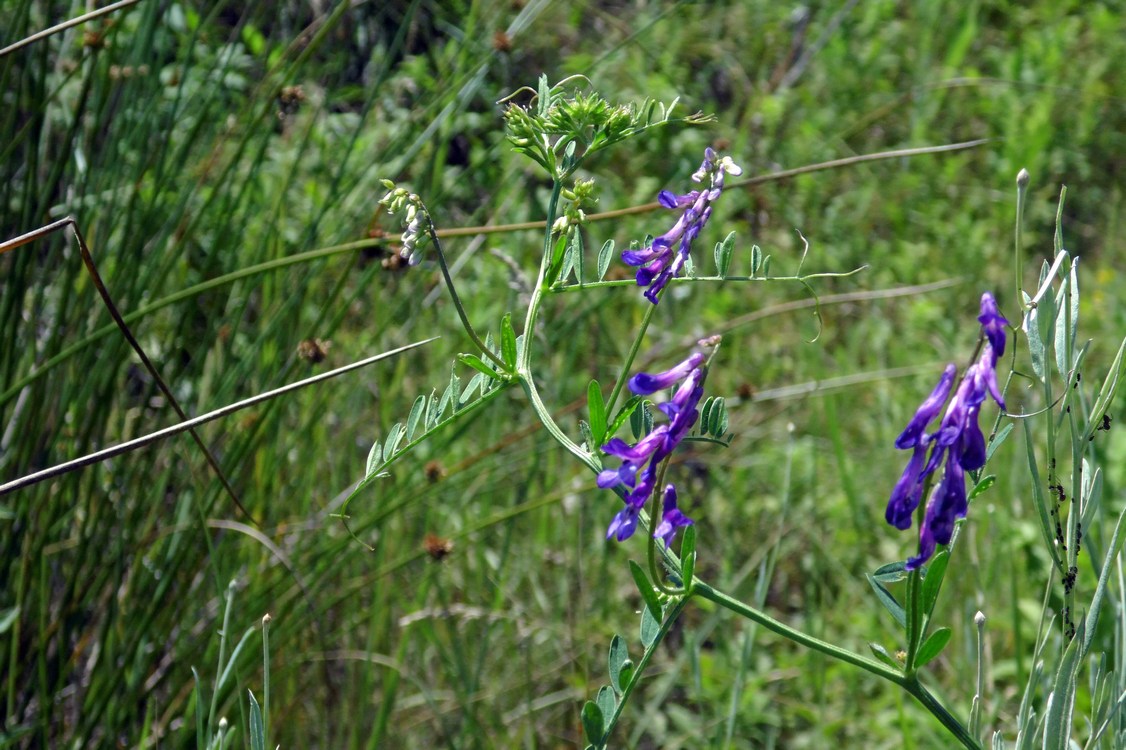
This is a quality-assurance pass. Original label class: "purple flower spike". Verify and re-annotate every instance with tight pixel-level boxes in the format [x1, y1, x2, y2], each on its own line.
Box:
[623, 149, 742, 304]
[601, 346, 712, 543]
[887, 292, 1009, 569]
[895, 364, 957, 449]
[654, 485, 694, 547]
[629, 352, 705, 395]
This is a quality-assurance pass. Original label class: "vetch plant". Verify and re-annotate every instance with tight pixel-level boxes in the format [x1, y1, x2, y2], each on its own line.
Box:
[339, 77, 1126, 749]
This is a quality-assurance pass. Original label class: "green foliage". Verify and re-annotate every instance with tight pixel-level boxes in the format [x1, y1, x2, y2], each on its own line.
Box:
[1, 0, 1125, 748]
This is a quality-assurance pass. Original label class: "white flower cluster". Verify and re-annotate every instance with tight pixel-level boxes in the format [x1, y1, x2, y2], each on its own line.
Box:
[378, 181, 431, 266]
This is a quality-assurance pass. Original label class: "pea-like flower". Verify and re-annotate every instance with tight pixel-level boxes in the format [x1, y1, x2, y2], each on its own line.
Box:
[654, 485, 693, 547]
[601, 350, 708, 544]
[885, 293, 1009, 570]
[622, 148, 742, 304]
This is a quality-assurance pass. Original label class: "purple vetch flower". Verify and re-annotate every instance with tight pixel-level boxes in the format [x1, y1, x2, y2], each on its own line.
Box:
[622, 148, 742, 304]
[600, 347, 711, 543]
[894, 365, 956, 449]
[885, 442, 928, 530]
[629, 352, 706, 395]
[885, 294, 1009, 570]
[978, 292, 1008, 363]
[654, 485, 694, 547]
[907, 459, 966, 570]
[606, 503, 641, 542]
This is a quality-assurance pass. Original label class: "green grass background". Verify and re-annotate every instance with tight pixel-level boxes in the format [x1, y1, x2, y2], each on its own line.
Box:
[1, 0, 1124, 747]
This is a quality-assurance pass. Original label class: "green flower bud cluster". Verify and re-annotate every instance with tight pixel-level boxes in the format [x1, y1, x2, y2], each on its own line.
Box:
[502, 75, 713, 180]
[552, 178, 597, 234]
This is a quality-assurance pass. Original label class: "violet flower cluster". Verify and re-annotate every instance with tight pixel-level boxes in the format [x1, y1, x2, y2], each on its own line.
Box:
[598, 351, 707, 545]
[623, 148, 742, 304]
[886, 293, 1009, 569]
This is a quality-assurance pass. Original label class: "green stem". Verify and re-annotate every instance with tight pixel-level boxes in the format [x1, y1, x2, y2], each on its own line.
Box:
[514, 179, 596, 471]
[905, 568, 923, 671]
[693, 581, 899, 682]
[519, 373, 595, 471]
[605, 302, 658, 420]
[645, 460, 690, 597]
[518, 181, 564, 371]
[693, 581, 981, 749]
[1014, 168, 1029, 305]
[599, 595, 691, 744]
[425, 222, 508, 370]
[902, 676, 983, 750]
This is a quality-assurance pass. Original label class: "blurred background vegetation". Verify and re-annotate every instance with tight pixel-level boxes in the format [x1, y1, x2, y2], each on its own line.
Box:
[1, 0, 1123, 747]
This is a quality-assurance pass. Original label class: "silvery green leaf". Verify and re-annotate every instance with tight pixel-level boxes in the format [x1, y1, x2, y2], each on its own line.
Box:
[365, 441, 383, 477]
[866, 574, 906, 628]
[405, 395, 427, 441]
[458, 353, 502, 381]
[700, 397, 715, 433]
[587, 380, 606, 444]
[920, 550, 950, 616]
[914, 627, 951, 668]
[868, 642, 900, 670]
[597, 239, 614, 281]
[871, 561, 909, 584]
[714, 231, 735, 277]
[1082, 504, 1126, 660]
[595, 685, 616, 727]
[986, 422, 1014, 463]
[1024, 303, 1047, 382]
[1023, 420, 1064, 572]
[680, 525, 696, 584]
[383, 423, 404, 463]
[1080, 462, 1102, 530]
[608, 635, 629, 693]
[248, 690, 265, 750]
[1042, 621, 1083, 750]
[712, 397, 729, 435]
[501, 314, 518, 368]
[581, 701, 604, 744]
[628, 560, 662, 623]
[640, 602, 660, 648]
[460, 372, 485, 406]
[559, 233, 578, 284]
[1086, 336, 1126, 440]
[1053, 256, 1079, 379]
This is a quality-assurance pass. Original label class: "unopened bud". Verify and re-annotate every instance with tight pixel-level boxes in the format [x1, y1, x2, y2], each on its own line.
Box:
[1016, 169, 1030, 189]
